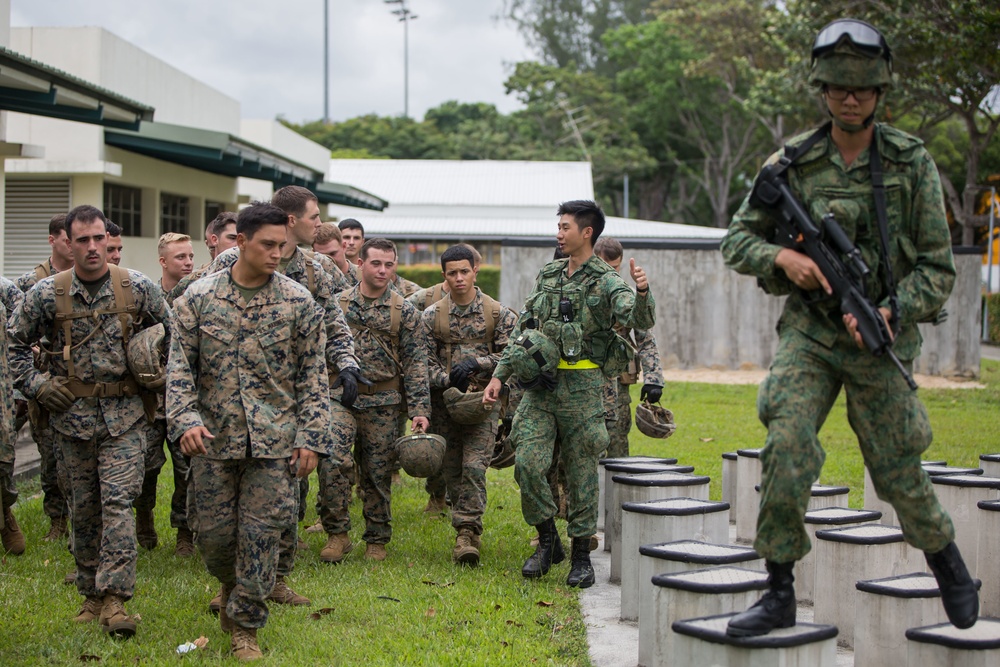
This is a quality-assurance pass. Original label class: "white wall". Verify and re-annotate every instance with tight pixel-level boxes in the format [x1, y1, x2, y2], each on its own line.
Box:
[241, 120, 330, 174]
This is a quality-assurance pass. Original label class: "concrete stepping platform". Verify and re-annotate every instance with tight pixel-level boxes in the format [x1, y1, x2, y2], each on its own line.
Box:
[906, 617, 1000, 666]
[853, 573, 946, 667]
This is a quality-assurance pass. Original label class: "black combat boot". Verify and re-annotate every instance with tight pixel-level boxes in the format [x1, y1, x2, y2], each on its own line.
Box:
[726, 560, 797, 637]
[925, 542, 979, 629]
[521, 518, 565, 578]
[566, 538, 596, 588]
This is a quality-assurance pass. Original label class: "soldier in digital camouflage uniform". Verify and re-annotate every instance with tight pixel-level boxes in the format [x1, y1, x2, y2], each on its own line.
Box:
[9, 205, 171, 637]
[421, 245, 516, 564]
[0, 298, 22, 555]
[484, 200, 655, 588]
[167, 212, 241, 303]
[321, 238, 430, 562]
[16, 213, 73, 543]
[593, 237, 665, 458]
[721, 19, 978, 637]
[313, 221, 360, 290]
[203, 231, 362, 579]
[167, 202, 331, 661]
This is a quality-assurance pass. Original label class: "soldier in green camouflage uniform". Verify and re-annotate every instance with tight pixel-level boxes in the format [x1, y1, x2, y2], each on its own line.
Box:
[9, 205, 171, 636]
[15, 215, 73, 542]
[484, 201, 655, 588]
[196, 239, 359, 601]
[721, 20, 978, 637]
[592, 238, 665, 457]
[322, 238, 430, 561]
[421, 245, 516, 564]
[0, 298, 23, 555]
[167, 203, 332, 660]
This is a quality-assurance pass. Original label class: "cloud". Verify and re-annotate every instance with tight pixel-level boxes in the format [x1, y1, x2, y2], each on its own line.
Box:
[10, 0, 532, 122]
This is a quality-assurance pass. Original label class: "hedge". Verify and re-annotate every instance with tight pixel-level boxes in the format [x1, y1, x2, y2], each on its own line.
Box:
[396, 264, 500, 300]
[988, 292, 1000, 344]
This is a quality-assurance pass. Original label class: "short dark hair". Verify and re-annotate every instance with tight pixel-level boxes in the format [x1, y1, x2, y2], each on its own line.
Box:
[49, 214, 67, 237]
[557, 200, 605, 246]
[360, 237, 396, 260]
[594, 236, 623, 262]
[105, 220, 122, 237]
[440, 244, 476, 271]
[271, 186, 317, 218]
[338, 218, 364, 236]
[236, 201, 288, 240]
[206, 211, 238, 238]
[65, 205, 107, 239]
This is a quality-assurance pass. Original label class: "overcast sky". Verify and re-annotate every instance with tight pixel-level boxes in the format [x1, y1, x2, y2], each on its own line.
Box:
[11, 0, 536, 123]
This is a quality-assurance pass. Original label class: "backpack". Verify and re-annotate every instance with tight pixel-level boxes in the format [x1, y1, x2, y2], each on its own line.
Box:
[432, 293, 502, 372]
[339, 288, 406, 379]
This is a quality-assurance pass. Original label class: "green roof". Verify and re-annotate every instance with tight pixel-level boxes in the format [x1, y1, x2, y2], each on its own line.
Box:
[0, 45, 153, 130]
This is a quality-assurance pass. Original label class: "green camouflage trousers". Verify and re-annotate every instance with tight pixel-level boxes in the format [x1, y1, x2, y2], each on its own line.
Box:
[317, 400, 358, 535]
[28, 401, 68, 520]
[55, 420, 145, 600]
[755, 328, 955, 563]
[188, 456, 296, 629]
[605, 381, 632, 458]
[136, 418, 190, 530]
[355, 404, 403, 545]
[513, 368, 608, 538]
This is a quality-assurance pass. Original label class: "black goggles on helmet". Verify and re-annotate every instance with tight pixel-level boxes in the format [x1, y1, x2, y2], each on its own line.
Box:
[812, 18, 891, 62]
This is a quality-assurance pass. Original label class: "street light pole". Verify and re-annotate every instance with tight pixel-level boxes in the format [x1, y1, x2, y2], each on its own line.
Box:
[385, 0, 418, 118]
[324, 0, 329, 123]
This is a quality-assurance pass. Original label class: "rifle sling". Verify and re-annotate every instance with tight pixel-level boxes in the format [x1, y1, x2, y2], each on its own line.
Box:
[868, 127, 901, 331]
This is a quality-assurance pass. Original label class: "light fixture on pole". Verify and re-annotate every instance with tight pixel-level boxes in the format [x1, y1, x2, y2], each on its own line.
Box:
[384, 0, 417, 118]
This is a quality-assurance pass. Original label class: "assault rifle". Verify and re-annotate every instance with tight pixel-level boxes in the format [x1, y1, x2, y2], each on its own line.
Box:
[751, 167, 918, 390]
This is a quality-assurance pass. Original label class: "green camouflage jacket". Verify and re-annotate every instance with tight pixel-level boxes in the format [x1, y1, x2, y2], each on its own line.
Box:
[166, 270, 331, 458]
[8, 268, 172, 439]
[721, 123, 955, 360]
[421, 288, 517, 390]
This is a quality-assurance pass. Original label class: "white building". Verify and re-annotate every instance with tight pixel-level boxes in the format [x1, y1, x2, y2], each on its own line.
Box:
[1, 10, 383, 278]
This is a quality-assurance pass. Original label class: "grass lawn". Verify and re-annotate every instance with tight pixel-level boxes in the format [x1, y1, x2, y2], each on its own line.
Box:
[1, 359, 996, 665]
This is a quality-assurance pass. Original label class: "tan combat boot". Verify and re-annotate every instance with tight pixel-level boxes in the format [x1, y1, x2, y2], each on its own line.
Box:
[1, 505, 25, 555]
[100, 594, 137, 638]
[364, 543, 387, 561]
[44, 515, 68, 542]
[73, 596, 104, 623]
[218, 585, 234, 633]
[208, 585, 224, 615]
[268, 576, 310, 606]
[320, 533, 353, 563]
[453, 528, 480, 566]
[135, 509, 157, 550]
[64, 570, 77, 586]
[424, 495, 447, 514]
[304, 518, 324, 533]
[231, 625, 263, 661]
[174, 527, 195, 557]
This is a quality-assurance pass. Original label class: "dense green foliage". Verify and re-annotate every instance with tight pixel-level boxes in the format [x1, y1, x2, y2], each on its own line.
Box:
[396, 264, 501, 300]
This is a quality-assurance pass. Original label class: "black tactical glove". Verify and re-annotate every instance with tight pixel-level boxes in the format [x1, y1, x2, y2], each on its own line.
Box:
[36, 376, 76, 413]
[449, 358, 481, 393]
[640, 383, 663, 404]
[332, 368, 372, 409]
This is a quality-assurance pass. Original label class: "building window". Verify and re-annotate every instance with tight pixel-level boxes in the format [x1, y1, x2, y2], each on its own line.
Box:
[104, 184, 142, 236]
[161, 193, 190, 235]
[205, 201, 225, 236]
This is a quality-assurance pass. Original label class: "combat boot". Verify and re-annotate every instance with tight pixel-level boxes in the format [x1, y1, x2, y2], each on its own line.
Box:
[925, 542, 979, 629]
[174, 527, 196, 557]
[320, 533, 353, 563]
[218, 585, 234, 633]
[304, 518, 324, 533]
[1, 504, 25, 555]
[453, 527, 480, 566]
[521, 518, 565, 579]
[100, 594, 137, 638]
[44, 515, 68, 542]
[135, 509, 157, 550]
[209, 586, 224, 615]
[64, 570, 77, 586]
[566, 538, 596, 588]
[424, 495, 448, 514]
[231, 625, 263, 661]
[73, 596, 104, 623]
[365, 543, 387, 561]
[726, 560, 797, 637]
[268, 576, 310, 606]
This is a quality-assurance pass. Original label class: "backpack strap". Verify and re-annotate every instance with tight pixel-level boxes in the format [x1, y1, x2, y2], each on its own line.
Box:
[35, 263, 49, 283]
[53, 270, 75, 377]
[108, 265, 136, 347]
[299, 250, 318, 295]
[339, 290, 404, 375]
[432, 294, 454, 371]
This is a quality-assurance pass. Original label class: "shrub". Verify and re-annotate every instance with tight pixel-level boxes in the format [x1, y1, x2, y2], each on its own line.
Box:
[397, 264, 501, 300]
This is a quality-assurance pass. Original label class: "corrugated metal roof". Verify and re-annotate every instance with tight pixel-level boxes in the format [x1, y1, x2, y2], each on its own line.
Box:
[359, 215, 727, 241]
[327, 160, 594, 208]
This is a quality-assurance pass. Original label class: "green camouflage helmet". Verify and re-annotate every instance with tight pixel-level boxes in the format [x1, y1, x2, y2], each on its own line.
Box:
[809, 19, 892, 89]
[394, 433, 446, 478]
[443, 387, 497, 425]
[508, 329, 559, 387]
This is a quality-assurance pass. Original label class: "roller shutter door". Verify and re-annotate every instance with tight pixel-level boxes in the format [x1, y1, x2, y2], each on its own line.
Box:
[3, 179, 71, 280]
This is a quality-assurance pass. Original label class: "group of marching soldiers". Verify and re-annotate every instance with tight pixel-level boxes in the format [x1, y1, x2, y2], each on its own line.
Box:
[0, 189, 663, 660]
